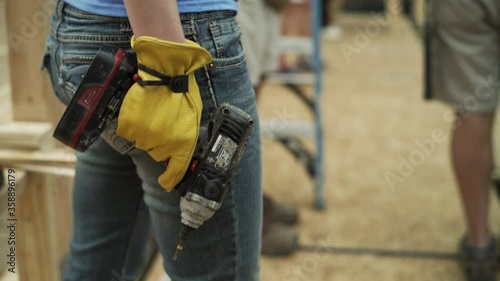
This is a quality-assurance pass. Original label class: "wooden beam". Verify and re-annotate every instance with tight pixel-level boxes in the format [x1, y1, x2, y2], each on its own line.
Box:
[0, 84, 12, 124]
[6, 1, 73, 281]
[0, 45, 7, 57]
[5, 0, 65, 123]
[0, 121, 53, 150]
[412, 0, 426, 32]
[0, 171, 72, 281]
[0, 170, 26, 274]
[16, 174, 55, 281]
[9, 164, 74, 177]
[0, 148, 76, 167]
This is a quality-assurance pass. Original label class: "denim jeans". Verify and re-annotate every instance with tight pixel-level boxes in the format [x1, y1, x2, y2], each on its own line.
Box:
[42, 1, 262, 280]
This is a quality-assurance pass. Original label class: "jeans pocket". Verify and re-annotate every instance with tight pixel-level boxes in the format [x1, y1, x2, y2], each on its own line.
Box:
[43, 40, 95, 105]
[59, 51, 94, 100]
[101, 118, 136, 155]
[190, 16, 255, 125]
[207, 17, 245, 69]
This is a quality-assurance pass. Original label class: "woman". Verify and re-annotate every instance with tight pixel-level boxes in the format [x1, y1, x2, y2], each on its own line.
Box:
[42, 0, 262, 280]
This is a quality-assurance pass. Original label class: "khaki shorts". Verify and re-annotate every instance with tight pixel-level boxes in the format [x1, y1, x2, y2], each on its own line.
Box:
[428, 0, 500, 113]
[237, 0, 280, 86]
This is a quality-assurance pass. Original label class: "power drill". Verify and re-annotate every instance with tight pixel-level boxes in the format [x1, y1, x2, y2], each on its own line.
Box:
[173, 104, 253, 260]
[52, 46, 254, 259]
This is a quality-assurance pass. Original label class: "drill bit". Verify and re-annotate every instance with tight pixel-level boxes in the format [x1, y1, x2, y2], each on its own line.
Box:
[173, 241, 184, 261]
[173, 225, 194, 261]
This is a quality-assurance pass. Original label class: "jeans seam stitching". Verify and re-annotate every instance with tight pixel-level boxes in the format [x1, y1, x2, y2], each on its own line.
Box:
[57, 36, 131, 44]
[193, 19, 218, 108]
[212, 56, 246, 69]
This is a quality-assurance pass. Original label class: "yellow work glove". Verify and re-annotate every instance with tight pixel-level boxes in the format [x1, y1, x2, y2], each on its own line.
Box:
[116, 36, 212, 192]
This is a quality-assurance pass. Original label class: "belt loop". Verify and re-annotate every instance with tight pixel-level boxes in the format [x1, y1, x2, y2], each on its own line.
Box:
[191, 18, 198, 40]
[120, 19, 132, 33]
[53, 0, 65, 40]
[56, 0, 64, 19]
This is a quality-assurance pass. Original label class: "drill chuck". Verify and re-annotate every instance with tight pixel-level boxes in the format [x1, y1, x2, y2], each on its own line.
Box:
[173, 193, 221, 260]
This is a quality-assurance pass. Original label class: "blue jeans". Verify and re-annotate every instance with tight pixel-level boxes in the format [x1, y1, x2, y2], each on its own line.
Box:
[42, 1, 262, 280]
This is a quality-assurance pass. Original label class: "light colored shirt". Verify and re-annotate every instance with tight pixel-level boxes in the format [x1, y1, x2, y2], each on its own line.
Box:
[64, 0, 238, 17]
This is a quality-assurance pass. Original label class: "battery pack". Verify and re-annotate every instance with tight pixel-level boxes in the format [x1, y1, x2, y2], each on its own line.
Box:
[53, 45, 137, 152]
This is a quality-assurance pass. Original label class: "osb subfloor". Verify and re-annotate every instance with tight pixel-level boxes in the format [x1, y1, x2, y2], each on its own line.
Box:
[147, 13, 500, 281]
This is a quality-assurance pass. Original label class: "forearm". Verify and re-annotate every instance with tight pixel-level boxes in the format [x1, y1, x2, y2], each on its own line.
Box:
[123, 0, 185, 43]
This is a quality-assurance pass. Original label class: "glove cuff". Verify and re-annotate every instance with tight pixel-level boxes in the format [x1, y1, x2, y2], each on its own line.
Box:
[131, 36, 213, 75]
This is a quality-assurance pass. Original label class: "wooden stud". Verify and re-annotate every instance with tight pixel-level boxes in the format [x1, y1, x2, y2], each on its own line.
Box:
[5, 0, 73, 280]
[16, 174, 54, 281]
[0, 148, 75, 167]
[0, 121, 53, 150]
[5, 0, 65, 123]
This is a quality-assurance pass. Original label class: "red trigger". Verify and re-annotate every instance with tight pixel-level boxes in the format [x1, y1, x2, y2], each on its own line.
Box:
[190, 160, 198, 171]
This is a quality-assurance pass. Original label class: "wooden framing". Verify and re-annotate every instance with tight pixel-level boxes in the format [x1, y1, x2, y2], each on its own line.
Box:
[5, 0, 65, 122]
[0, 122, 53, 150]
[4, 0, 73, 280]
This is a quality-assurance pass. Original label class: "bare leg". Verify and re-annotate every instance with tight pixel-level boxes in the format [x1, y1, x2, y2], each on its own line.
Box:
[452, 113, 495, 247]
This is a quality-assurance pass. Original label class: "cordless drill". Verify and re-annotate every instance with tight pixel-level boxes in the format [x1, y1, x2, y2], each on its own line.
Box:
[52, 46, 254, 259]
[173, 104, 253, 260]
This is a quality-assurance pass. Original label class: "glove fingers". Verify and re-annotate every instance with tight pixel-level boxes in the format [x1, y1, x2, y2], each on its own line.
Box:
[116, 83, 147, 144]
[116, 35, 209, 193]
[158, 156, 191, 192]
[118, 84, 198, 153]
